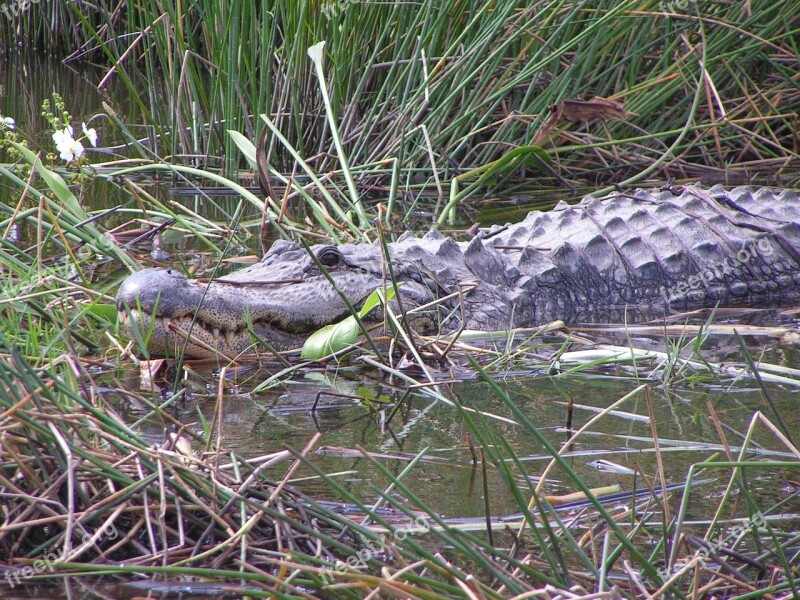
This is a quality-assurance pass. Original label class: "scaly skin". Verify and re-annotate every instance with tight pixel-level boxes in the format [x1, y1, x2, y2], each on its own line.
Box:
[117, 185, 800, 358]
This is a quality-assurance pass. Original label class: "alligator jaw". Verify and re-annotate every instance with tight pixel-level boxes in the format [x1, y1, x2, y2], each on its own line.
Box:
[117, 306, 305, 359]
[116, 266, 360, 359]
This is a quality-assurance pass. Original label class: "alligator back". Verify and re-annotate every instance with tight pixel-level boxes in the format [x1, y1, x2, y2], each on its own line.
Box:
[480, 185, 800, 325]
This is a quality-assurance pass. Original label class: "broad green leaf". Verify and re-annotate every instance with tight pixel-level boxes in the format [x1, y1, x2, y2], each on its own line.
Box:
[9, 142, 87, 221]
[300, 317, 359, 359]
[301, 285, 398, 359]
[227, 129, 257, 171]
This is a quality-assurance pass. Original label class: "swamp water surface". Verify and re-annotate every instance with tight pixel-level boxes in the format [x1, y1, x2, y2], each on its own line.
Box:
[2, 54, 800, 599]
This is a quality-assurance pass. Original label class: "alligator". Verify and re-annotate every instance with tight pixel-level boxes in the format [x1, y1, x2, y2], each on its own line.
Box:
[117, 185, 800, 358]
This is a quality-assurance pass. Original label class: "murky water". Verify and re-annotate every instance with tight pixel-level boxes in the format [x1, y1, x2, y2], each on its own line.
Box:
[3, 53, 800, 600]
[123, 353, 800, 515]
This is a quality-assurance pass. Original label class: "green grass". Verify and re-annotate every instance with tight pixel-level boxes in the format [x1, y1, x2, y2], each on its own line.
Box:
[4, 0, 798, 209]
[1, 316, 798, 598]
[0, 143, 798, 599]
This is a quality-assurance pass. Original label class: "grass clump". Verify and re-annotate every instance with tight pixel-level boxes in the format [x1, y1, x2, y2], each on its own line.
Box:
[5, 0, 798, 203]
[0, 342, 400, 595]
[2, 336, 798, 598]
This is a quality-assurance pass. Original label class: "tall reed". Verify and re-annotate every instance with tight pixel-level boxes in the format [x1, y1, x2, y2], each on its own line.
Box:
[3, 0, 795, 192]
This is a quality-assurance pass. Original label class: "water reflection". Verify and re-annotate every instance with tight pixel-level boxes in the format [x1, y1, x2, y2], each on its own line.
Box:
[116, 355, 800, 520]
[0, 50, 135, 151]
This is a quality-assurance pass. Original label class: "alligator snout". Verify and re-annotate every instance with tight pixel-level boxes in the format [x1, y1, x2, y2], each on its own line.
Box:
[117, 268, 195, 317]
[119, 268, 219, 358]
[115, 260, 390, 358]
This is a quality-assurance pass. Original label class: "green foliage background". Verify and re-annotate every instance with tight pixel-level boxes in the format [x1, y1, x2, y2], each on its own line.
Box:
[3, 0, 797, 185]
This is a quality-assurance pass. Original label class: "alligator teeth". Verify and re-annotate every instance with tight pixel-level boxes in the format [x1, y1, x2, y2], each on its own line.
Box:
[213, 327, 221, 339]
[162, 317, 171, 331]
[224, 330, 235, 348]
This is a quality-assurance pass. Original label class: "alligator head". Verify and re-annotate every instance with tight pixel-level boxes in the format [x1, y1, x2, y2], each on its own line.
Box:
[116, 233, 503, 358]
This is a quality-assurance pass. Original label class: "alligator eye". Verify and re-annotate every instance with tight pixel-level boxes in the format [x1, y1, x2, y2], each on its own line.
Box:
[317, 247, 342, 268]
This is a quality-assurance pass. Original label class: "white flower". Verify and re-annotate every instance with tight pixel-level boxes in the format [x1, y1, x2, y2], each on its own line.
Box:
[52, 125, 85, 162]
[59, 138, 85, 162]
[0, 116, 14, 130]
[52, 125, 74, 148]
[82, 122, 98, 147]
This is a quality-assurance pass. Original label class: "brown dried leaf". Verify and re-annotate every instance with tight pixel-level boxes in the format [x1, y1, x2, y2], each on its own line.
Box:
[139, 358, 167, 390]
[549, 96, 636, 123]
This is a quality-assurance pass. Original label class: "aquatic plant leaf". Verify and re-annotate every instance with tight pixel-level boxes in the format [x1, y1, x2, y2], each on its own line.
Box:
[301, 318, 359, 359]
[301, 286, 397, 359]
[9, 142, 86, 220]
[227, 129, 257, 171]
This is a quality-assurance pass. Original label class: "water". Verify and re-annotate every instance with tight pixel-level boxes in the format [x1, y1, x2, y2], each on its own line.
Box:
[127, 357, 800, 518]
[1, 51, 141, 159]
